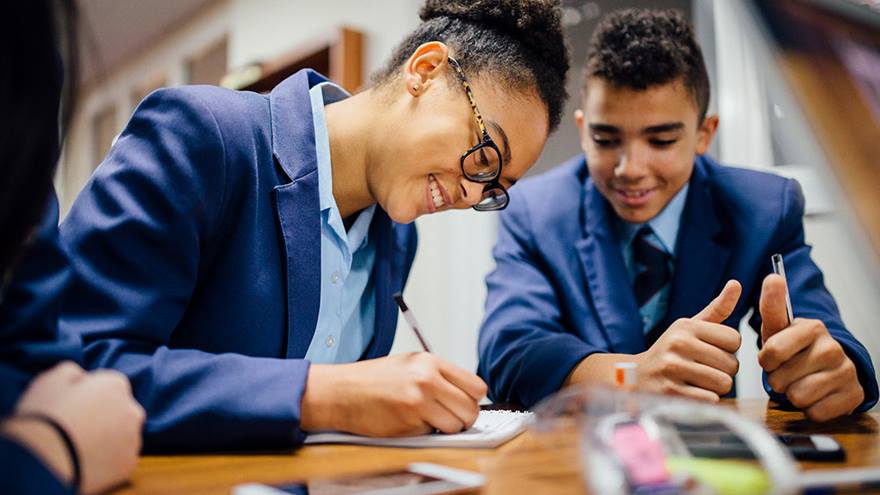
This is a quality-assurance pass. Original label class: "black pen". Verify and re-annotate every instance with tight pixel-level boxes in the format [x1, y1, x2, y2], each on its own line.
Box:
[393, 292, 433, 353]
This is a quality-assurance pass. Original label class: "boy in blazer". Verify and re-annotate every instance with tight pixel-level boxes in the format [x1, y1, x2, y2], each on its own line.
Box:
[478, 8, 877, 421]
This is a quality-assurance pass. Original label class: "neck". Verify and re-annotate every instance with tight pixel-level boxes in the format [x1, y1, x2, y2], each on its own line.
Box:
[324, 89, 378, 221]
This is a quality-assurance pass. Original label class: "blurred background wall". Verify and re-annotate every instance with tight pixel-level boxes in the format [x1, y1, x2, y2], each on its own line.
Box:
[59, 0, 880, 404]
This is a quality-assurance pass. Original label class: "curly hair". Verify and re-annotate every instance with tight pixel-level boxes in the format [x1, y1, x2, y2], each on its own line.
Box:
[374, 0, 570, 132]
[585, 9, 710, 121]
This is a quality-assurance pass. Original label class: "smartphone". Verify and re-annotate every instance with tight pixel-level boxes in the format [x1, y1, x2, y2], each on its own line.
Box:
[671, 421, 845, 462]
[777, 434, 846, 461]
[232, 463, 485, 495]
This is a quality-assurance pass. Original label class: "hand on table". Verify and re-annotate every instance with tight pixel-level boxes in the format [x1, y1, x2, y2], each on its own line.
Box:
[9, 361, 145, 494]
[634, 280, 742, 402]
[758, 274, 863, 422]
[301, 353, 487, 437]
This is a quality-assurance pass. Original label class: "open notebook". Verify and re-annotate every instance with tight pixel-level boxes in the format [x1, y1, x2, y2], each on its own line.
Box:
[304, 410, 533, 449]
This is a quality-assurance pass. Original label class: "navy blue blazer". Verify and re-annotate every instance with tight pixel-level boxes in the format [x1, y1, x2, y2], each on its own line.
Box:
[0, 195, 81, 415]
[0, 196, 79, 494]
[478, 155, 878, 410]
[1, 438, 71, 495]
[60, 70, 418, 452]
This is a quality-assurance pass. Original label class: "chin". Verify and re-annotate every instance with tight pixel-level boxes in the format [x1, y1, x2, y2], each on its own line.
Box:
[615, 206, 661, 224]
[385, 205, 419, 225]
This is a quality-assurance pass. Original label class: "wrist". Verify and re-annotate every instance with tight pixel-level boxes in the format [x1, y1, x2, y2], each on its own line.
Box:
[1, 415, 75, 485]
[300, 364, 345, 432]
[565, 352, 640, 388]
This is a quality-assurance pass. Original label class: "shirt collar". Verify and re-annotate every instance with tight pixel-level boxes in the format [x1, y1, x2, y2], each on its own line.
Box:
[309, 81, 351, 212]
[618, 182, 689, 256]
[309, 82, 376, 251]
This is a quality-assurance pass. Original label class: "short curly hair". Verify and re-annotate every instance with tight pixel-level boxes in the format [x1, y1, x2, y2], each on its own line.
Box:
[584, 9, 710, 121]
[374, 0, 570, 132]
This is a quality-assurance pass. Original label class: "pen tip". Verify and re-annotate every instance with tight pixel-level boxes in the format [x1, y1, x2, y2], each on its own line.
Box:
[392, 292, 407, 311]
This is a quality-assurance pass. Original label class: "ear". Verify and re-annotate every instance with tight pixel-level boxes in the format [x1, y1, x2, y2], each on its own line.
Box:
[402, 41, 450, 97]
[695, 114, 719, 155]
[574, 109, 585, 133]
[574, 109, 591, 153]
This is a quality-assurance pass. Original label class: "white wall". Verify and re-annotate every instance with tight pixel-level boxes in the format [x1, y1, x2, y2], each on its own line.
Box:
[59, 0, 233, 212]
[227, 0, 420, 78]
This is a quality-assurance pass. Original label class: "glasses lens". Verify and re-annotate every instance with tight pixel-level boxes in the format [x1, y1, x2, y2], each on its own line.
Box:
[473, 185, 508, 211]
[462, 144, 501, 182]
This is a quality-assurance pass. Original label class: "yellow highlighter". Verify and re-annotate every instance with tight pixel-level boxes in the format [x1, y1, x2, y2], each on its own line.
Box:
[667, 457, 772, 495]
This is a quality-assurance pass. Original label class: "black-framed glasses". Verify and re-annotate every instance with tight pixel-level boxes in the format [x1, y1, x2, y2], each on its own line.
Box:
[447, 56, 509, 212]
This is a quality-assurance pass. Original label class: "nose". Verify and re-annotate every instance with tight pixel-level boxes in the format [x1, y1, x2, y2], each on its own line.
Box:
[458, 178, 485, 207]
[614, 143, 649, 182]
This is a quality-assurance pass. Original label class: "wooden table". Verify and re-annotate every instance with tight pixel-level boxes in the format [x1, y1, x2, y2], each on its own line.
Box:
[115, 399, 880, 494]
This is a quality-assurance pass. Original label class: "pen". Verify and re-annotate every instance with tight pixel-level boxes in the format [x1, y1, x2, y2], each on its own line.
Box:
[771, 253, 795, 326]
[393, 292, 433, 353]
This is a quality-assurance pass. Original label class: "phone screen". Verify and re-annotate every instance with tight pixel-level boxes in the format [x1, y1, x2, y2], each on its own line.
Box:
[670, 420, 757, 459]
[779, 435, 816, 448]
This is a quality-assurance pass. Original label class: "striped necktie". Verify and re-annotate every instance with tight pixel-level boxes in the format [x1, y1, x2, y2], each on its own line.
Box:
[632, 226, 672, 335]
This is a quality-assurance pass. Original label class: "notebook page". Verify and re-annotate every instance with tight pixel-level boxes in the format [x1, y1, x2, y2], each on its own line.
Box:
[304, 410, 533, 449]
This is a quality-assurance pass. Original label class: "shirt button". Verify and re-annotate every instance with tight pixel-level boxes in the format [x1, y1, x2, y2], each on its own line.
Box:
[326, 335, 335, 347]
[331, 272, 341, 285]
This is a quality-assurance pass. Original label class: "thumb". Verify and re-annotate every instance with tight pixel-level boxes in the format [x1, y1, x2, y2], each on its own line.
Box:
[694, 280, 742, 324]
[760, 274, 790, 343]
[45, 361, 87, 383]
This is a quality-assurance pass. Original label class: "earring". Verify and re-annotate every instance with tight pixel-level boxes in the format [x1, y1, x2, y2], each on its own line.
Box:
[411, 82, 421, 92]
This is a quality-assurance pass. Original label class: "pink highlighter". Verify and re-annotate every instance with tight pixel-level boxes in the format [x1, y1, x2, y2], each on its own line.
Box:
[611, 422, 671, 486]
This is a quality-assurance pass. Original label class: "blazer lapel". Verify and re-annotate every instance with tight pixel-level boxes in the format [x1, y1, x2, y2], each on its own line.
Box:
[269, 70, 330, 359]
[576, 175, 645, 354]
[659, 157, 733, 340]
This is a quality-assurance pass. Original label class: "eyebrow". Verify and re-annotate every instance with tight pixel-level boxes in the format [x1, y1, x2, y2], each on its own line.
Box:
[642, 122, 685, 134]
[488, 121, 513, 166]
[588, 122, 685, 134]
[588, 123, 620, 134]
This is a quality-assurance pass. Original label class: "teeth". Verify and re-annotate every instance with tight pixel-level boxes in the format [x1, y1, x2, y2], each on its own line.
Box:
[429, 176, 446, 208]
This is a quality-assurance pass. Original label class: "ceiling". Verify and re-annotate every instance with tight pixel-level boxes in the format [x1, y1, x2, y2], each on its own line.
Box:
[77, 0, 221, 85]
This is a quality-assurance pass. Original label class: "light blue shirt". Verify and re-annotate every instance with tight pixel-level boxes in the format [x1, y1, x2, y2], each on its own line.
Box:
[616, 183, 689, 333]
[304, 82, 377, 364]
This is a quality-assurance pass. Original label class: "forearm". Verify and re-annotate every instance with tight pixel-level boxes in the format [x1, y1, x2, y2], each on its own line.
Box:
[0, 416, 72, 484]
[86, 342, 310, 451]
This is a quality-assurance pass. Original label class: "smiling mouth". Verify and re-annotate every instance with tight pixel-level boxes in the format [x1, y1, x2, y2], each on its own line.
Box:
[618, 189, 652, 198]
[614, 186, 658, 206]
[427, 174, 450, 212]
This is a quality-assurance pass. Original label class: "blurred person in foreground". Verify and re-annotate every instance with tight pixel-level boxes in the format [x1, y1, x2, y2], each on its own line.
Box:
[0, 1, 144, 493]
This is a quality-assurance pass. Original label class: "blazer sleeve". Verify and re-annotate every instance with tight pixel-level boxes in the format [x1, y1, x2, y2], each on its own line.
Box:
[0, 437, 71, 495]
[0, 194, 81, 415]
[478, 194, 600, 408]
[748, 179, 878, 411]
[60, 89, 310, 452]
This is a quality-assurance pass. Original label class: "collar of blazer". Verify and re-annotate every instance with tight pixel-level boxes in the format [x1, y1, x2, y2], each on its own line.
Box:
[269, 69, 330, 182]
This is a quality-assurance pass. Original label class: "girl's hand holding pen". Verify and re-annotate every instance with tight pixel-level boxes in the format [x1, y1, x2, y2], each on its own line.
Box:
[300, 354, 487, 437]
